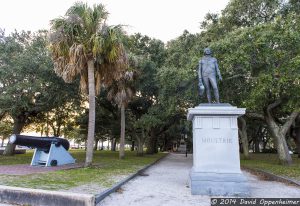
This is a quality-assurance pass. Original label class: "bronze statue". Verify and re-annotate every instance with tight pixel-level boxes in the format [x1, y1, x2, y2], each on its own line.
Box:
[198, 48, 222, 103]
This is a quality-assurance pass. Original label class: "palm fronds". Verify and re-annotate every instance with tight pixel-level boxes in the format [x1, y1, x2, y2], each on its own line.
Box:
[49, 2, 128, 95]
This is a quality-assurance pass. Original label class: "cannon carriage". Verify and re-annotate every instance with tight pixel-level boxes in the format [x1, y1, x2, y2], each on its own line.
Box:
[9, 134, 76, 167]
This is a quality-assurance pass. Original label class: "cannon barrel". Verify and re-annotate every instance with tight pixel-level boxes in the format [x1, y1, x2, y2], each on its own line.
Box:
[9, 134, 70, 151]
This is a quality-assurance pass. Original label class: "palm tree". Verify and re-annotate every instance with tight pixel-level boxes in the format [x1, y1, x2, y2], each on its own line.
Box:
[108, 71, 135, 159]
[49, 2, 128, 167]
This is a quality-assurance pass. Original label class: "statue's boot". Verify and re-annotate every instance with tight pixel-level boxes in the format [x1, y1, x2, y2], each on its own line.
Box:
[214, 88, 220, 103]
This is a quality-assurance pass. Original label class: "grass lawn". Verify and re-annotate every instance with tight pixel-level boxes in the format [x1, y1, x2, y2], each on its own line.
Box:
[0, 150, 166, 193]
[241, 153, 300, 181]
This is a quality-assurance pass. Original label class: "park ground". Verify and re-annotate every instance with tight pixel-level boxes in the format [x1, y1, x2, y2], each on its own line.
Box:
[0, 151, 299, 194]
[241, 153, 300, 182]
[0, 150, 165, 193]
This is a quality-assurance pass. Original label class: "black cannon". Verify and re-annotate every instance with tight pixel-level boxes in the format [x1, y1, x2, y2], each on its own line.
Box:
[9, 134, 75, 167]
[10, 134, 70, 151]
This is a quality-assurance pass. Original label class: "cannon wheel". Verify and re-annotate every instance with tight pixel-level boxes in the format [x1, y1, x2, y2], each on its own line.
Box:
[50, 160, 58, 166]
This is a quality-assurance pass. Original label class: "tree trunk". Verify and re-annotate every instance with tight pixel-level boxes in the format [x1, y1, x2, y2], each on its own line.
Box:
[136, 131, 144, 156]
[85, 60, 96, 167]
[56, 125, 61, 137]
[110, 137, 115, 151]
[46, 112, 49, 136]
[114, 139, 117, 150]
[131, 140, 135, 151]
[265, 113, 291, 164]
[238, 117, 249, 159]
[1, 136, 5, 147]
[254, 126, 262, 153]
[107, 138, 110, 150]
[254, 139, 260, 153]
[119, 104, 125, 159]
[111, 138, 114, 151]
[111, 138, 116, 151]
[294, 135, 300, 158]
[162, 134, 168, 152]
[101, 139, 104, 150]
[52, 126, 57, 137]
[94, 139, 99, 151]
[263, 101, 298, 165]
[146, 128, 158, 154]
[40, 126, 44, 136]
[137, 138, 144, 156]
[3, 116, 26, 156]
[292, 116, 300, 158]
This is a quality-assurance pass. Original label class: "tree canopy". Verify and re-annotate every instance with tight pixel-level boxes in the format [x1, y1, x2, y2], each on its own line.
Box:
[1, 0, 300, 165]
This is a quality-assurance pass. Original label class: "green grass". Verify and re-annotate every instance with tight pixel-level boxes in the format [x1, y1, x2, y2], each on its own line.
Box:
[241, 153, 300, 181]
[0, 150, 166, 192]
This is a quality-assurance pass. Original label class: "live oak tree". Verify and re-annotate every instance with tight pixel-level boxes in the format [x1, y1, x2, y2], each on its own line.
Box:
[154, 0, 300, 164]
[209, 12, 300, 165]
[0, 31, 77, 155]
[126, 34, 166, 155]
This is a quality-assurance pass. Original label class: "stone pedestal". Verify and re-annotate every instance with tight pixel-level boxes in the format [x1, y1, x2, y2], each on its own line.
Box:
[187, 103, 249, 196]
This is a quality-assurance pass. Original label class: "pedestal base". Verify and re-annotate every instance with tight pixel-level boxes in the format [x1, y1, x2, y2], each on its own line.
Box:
[190, 170, 250, 196]
[187, 104, 250, 196]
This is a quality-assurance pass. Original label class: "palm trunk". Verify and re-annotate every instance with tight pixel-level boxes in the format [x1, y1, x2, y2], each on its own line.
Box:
[238, 117, 249, 159]
[85, 60, 96, 167]
[119, 104, 125, 159]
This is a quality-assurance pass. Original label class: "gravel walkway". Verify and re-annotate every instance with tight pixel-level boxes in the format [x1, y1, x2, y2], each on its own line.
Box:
[98, 153, 300, 206]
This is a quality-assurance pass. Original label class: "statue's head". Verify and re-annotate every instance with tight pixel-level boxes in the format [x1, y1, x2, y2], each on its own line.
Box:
[204, 48, 212, 56]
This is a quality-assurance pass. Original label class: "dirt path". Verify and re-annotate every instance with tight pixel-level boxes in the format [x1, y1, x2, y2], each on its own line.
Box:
[97, 153, 300, 206]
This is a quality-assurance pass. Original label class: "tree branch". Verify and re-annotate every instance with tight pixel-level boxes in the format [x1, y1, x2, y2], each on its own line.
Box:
[281, 112, 300, 137]
[267, 99, 282, 114]
[246, 112, 264, 120]
[98, 100, 118, 119]
[224, 74, 245, 81]
[155, 114, 182, 136]
[0, 111, 6, 121]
